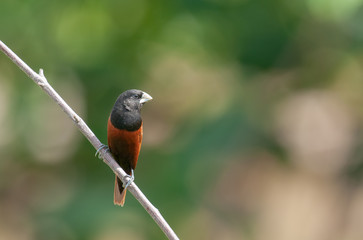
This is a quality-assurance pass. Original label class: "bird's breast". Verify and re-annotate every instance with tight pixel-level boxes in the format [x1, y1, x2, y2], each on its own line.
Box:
[107, 117, 143, 170]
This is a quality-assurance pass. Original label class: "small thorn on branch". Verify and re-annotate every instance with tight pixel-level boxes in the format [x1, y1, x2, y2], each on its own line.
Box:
[39, 68, 48, 82]
[39, 68, 44, 77]
[34, 69, 48, 88]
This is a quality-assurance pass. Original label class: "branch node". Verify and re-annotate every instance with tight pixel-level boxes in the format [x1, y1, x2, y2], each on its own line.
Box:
[73, 115, 80, 123]
[39, 68, 48, 82]
[37, 81, 46, 87]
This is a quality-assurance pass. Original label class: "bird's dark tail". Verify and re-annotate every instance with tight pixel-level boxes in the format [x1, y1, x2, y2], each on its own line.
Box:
[114, 176, 126, 206]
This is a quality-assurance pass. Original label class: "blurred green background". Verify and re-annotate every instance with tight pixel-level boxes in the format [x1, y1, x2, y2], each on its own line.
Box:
[1, 0, 363, 239]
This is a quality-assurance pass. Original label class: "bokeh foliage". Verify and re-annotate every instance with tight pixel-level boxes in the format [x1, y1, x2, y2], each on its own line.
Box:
[1, 0, 363, 239]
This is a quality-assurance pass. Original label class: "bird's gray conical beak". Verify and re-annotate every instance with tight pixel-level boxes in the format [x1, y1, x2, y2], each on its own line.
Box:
[140, 91, 153, 104]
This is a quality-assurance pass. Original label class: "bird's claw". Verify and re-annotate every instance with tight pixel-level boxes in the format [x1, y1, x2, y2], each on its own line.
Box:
[123, 169, 135, 189]
[95, 144, 109, 158]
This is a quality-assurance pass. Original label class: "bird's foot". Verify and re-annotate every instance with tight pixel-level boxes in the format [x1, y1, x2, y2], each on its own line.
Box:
[95, 144, 109, 159]
[123, 169, 135, 189]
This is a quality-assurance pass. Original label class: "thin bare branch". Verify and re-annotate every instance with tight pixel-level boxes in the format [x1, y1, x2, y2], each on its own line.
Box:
[0, 40, 179, 240]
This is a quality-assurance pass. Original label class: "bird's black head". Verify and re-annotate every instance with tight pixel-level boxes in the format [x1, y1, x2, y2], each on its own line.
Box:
[114, 89, 152, 112]
[111, 89, 152, 130]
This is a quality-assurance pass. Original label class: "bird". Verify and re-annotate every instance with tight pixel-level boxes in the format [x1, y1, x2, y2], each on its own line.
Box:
[104, 89, 152, 206]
